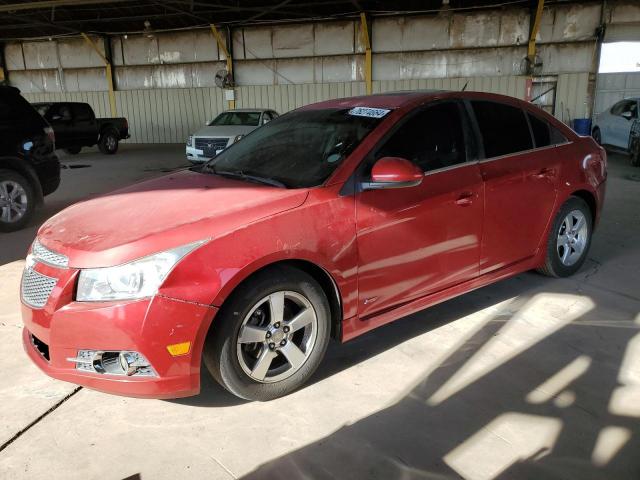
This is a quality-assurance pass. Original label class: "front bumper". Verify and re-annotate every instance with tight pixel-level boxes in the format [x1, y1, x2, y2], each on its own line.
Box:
[21, 261, 217, 399]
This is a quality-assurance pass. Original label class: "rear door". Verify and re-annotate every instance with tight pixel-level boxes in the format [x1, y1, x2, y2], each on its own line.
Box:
[470, 100, 559, 274]
[46, 104, 74, 148]
[71, 103, 98, 146]
[355, 101, 484, 317]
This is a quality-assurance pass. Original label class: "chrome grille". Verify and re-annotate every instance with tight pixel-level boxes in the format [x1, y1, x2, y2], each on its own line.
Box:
[32, 239, 68, 268]
[194, 137, 229, 156]
[21, 268, 57, 308]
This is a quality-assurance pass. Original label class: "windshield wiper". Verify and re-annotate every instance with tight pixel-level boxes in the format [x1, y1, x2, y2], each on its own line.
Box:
[214, 169, 287, 188]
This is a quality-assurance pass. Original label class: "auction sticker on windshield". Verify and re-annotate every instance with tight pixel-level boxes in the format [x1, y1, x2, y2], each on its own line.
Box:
[348, 107, 391, 118]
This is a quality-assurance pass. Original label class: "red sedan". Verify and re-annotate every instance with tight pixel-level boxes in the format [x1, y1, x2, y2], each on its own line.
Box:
[21, 91, 606, 401]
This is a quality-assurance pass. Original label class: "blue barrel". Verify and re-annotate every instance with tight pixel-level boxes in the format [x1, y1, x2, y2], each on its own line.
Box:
[572, 118, 592, 136]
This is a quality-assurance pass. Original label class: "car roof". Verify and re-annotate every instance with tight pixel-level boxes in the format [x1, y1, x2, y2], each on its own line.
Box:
[226, 108, 272, 113]
[299, 90, 534, 111]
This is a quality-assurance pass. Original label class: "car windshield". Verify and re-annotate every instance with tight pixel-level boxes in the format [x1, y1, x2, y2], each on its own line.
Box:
[208, 111, 261, 126]
[202, 108, 385, 188]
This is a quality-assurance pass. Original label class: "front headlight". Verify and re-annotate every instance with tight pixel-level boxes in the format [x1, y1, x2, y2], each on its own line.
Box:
[187, 135, 193, 147]
[76, 241, 205, 302]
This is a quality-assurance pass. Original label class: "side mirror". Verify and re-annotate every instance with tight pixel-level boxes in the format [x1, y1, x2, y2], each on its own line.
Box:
[621, 111, 633, 120]
[51, 114, 62, 121]
[362, 157, 423, 190]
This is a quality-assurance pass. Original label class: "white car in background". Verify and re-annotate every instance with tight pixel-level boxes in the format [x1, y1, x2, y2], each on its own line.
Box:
[592, 98, 639, 153]
[186, 108, 279, 163]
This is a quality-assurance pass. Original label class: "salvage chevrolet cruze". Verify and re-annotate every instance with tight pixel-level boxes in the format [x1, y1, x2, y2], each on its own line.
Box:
[21, 91, 607, 401]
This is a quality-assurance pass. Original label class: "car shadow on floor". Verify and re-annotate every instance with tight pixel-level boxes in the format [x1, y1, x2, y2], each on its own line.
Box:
[239, 282, 640, 480]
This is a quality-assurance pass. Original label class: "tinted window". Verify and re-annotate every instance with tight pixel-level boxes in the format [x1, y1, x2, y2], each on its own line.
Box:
[376, 102, 466, 172]
[73, 103, 93, 121]
[0, 98, 9, 123]
[472, 101, 532, 158]
[528, 112, 551, 147]
[205, 108, 383, 188]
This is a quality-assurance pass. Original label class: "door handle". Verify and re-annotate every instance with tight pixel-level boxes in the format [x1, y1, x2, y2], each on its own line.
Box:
[532, 167, 555, 179]
[455, 191, 474, 206]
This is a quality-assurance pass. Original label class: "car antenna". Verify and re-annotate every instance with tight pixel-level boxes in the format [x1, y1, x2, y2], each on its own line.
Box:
[461, 82, 468, 92]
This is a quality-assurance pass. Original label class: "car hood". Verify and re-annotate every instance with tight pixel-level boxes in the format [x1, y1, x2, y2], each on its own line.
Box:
[37, 169, 309, 268]
[192, 125, 257, 137]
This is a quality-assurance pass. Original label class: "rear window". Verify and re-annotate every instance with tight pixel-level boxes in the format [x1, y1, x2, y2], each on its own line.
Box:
[5, 93, 46, 127]
[472, 101, 532, 158]
[72, 103, 94, 121]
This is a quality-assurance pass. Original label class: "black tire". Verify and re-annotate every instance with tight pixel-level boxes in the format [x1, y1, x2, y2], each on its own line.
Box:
[203, 265, 331, 401]
[592, 127, 602, 145]
[98, 130, 119, 155]
[64, 146, 81, 155]
[0, 169, 35, 233]
[537, 196, 593, 278]
[630, 137, 640, 167]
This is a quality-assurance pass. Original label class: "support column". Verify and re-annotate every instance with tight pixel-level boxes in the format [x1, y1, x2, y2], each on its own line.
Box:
[360, 12, 372, 95]
[526, 0, 545, 101]
[211, 24, 235, 109]
[81, 33, 117, 117]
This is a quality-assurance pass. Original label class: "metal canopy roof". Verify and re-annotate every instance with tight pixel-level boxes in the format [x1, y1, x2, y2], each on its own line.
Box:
[0, 0, 570, 41]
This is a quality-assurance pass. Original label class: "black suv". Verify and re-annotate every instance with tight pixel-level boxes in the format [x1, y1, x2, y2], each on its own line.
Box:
[0, 86, 60, 232]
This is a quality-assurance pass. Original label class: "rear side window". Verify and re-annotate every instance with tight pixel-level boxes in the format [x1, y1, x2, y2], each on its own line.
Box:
[528, 113, 551, 147]
[73, 103, 93, 121]
[0, 98, 9, 123]
[472, 101, 532, 158]
[376, 102, 467, 172]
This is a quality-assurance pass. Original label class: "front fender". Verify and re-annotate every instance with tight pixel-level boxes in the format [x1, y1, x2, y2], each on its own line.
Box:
[158, 184, 359, 319]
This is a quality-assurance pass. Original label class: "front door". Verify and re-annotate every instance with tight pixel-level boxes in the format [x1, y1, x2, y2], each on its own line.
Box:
[470, 100, 559, 274]
[355, 101, 483, 318]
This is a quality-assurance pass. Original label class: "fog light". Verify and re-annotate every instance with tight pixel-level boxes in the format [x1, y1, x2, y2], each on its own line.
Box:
[67, 350, 156, 377]
[166, 341, 191, 357]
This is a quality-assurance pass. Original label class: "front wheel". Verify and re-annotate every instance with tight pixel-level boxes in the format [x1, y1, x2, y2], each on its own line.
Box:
[537, 196, 592, 277]
[592, 127, 602, 145]
[98, 130, 119, 155]
[203, 266, 331, 401]
[65, 146, 81, 155]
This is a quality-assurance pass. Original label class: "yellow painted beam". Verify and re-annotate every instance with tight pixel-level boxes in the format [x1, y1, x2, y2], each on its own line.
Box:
[81, 33, 117, 117]
[210, 24, 235, 109]
[360, 12, 372, 95]
[0, 67, 5, 82]
[528, 0, 545, 63]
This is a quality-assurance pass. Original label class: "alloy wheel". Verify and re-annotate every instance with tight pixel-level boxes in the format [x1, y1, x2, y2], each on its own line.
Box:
[556, 210, 588, 266]
[236, 290, 318, 383]
[0, 180, 28, 224]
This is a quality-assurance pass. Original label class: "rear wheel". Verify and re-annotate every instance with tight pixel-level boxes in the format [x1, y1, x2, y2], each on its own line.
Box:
[0, 169, 35, 233]
[98, 130, 119, 155]
[203, 266, 331, 401]
[537, 196, 592, 277]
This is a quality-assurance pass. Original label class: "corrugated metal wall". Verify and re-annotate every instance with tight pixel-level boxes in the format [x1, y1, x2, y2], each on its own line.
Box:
[23, 76, 526, 144]
[594, 72, 640, 114]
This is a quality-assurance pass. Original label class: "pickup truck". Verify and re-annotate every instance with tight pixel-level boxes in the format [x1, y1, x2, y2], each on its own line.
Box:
[33, 102, 129, 155]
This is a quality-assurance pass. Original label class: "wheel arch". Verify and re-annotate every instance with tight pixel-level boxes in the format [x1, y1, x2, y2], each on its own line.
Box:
[213, 259, 344, 342]
[571, 189, 597, 226]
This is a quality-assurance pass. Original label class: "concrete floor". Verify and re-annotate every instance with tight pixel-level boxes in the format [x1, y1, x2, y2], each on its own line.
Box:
[0, 145, 639, 479]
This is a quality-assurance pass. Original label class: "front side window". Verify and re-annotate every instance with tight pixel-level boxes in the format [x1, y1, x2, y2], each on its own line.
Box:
[209, 111, 261, 127]
[375, 102, 467, 173]
[204, 108, 384, 188]
[611, 100, 637, 118]
[472, 101, 532, 158]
